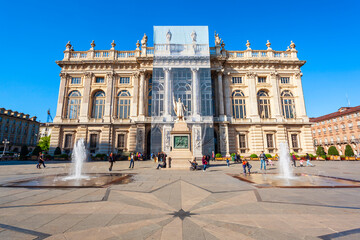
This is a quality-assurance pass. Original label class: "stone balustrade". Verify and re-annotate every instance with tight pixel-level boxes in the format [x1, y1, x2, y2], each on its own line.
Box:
[64, 46, 297, 60]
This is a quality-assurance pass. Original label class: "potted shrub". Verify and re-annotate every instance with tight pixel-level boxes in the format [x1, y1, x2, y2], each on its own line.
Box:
[265, 154, 272, 160]
[250, 154, 258, 160]
[345, 144, 355, 160]
[215, 153, 222, 160]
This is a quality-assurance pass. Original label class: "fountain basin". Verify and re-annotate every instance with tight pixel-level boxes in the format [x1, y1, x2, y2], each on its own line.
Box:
[231, 173, 360, 188]
[0, 173, 133, 188]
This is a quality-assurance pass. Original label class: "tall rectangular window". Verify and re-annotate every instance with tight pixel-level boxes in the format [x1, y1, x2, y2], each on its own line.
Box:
[90, 134, 97, 148]
[232, 77, 242, 84]
[266, 134, 274, 148]
[95, 77, 104, 83]
[258, 77, 266, 83]
[119, 77, 130, 84]
[280, 77, 290, 84]
[117, 134, 125, 148]
[71, 77, 81, 84]
[239, 134, 246, 149]
[64, 134, 72, 148]
[291, 134, 299, 148]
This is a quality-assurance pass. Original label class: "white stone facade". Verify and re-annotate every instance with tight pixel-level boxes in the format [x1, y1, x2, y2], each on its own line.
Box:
[50, 33, 314, 156]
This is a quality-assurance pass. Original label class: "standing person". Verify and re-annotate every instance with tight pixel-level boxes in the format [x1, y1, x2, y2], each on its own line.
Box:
[226, 158, 230, 167]
[306, 153, 313, 167]
[292, 153, 297, 167]
[246, 160, 252, 174]
[206, 154, 210, 166]
[108, 152, 115, 171]
[41, 152, 46, 168]
[36, 152, 44, 169]
[212, 151, 215, 161]
[242, 159, 247, 174]
[202, 155, 208, 172]
[129, 153, 134, 169]
[259, 151, 267, 170]
[151, 152, 154, 162]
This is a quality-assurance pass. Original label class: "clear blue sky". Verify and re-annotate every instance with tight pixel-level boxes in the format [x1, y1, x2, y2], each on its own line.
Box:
[1, 0, 359, 122]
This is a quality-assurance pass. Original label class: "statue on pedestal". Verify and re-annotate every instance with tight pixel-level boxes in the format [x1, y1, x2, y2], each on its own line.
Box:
[173, 96, 187, 121]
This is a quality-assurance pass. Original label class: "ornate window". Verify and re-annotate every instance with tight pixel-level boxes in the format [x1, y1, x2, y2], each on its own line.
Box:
[119, 77, 130, 84]
[232, 90, 246, 119]
[281, 90, 296, 119]
[291, 134, 299, 149]
[151, 84, 164, 116]
[173, 69, 192, 116]
[258, 77, 266, 83]
[116, 90, 131, 119]
[92, 91, 105, 119]
[239, 134, 247, 153]
[71, 77, 81, 84]
[95, 77, 104, 83]
[257, 90, 271, 118]
[67, 91, 81, 119]
[280, 77, 290, 84]
[232, 77, 242, 84]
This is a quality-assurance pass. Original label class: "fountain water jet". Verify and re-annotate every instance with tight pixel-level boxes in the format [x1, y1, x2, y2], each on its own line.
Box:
[278, 142, 294, 179]
[63, 138, 88, 180]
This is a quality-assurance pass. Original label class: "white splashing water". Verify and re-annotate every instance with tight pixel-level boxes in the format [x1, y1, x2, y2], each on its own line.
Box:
[278, 142, 294, 179]
[64, 138, 88, 180]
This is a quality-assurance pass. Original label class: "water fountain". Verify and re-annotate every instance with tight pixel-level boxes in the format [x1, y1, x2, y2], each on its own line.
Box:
[63, 138, 88, 180]
[0, 139, 133, 188]
[231, 141, 360, 188]
[278, 142, 294, 179]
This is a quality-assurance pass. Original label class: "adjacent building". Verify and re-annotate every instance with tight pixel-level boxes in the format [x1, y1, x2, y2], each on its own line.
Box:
[310, 106, 360, 155]
[0, 108, 40, 153]
[50, 26, 314, 156]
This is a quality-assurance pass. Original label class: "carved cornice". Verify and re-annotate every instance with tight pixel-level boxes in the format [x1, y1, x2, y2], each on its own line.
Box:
[270, 71, 279, 78]
[294, 72, 303, 79]
[84, 72, 94, 78]
[59, 72, 68, 78]
[245, 72, 257, 78]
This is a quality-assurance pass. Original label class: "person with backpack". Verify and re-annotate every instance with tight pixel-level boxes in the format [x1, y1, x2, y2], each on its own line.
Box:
[259, 151, 267, 170]
[129, 153, 134, 169]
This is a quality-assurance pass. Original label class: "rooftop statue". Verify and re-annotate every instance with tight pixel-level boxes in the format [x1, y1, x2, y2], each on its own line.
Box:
[215, 31, 221, 46]
[173, 96, 187, 121]
[191, 30, 197, 43]
[166, 29, 172, 43]
[141, 33, 148, 47]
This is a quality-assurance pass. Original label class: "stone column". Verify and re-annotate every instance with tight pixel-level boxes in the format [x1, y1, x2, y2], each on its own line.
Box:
[130, 72, 139, 118]
[104, 72, 114, 122]
[270, 72, 282, 121]
[246, 72, 260, 121]
[294, 72, 307, 119]
[54, 73, 68, 123]
[219, 124, 230, 157]
[192, 124, 202, 157]
[217, 70, 225, 119]
[138, 70, 146, 118]
[79, 72, 93, 122]
[163, 68, 171, 117]
[191, 68, 200, 117]
[223, 73, 232, 118]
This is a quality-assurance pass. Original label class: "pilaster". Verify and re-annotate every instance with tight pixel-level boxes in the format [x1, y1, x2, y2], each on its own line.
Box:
[163, 68, 172, 117]
[294, 72, 308, 120]
[79, 72, 93, 122]
[130, 72, 139, 118]
[192, 124, 202, 157]
[104, 72, 115, 122]
[270, 72, 282, 121]
[224, 72, 232, 119]
[246, 72, 260, 121]
[138, 70, 146, 118]
[217, 70, 225, 120]
[54, 73, 68, 123]
[191, 68, 200, 119]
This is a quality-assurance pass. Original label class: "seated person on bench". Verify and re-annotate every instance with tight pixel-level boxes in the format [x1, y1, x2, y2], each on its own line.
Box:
[189, 158, 198, 170]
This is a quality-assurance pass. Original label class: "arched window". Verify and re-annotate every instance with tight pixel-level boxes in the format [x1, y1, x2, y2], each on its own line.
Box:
[67, 91, 81, 119]
[201, 82, 213, 116]
[116, 90, 131, 119]
[257, 90, 271, 118]
[232, 90, 246, 119]
[281, 90, 296, 119]
[173, 69, 192, 116]
[92, 91, 105, 119]
[151, 84, 164, 116]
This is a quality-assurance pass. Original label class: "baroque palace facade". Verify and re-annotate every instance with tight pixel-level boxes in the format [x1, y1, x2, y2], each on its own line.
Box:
[50, 27, 313, 156]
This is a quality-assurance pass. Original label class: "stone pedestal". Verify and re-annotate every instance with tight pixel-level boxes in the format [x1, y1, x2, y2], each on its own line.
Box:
[168, 121, 193, 169]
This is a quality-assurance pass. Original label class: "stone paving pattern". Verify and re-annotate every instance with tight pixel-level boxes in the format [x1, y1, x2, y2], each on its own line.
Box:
[0, 160, 359, 239]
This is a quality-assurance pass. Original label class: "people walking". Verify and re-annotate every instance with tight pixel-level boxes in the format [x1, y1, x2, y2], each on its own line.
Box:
[226, 158, 230, 167]
[129, 153, 134, 168]
[202, 155, 208, 171]
[37, 152, 45, 169]
[292, 153, 297, 167]
[306, 153, 313, 167]
[259, 151, 267, 170]
[242, 159, 248, 174]
[108, 152, 115, 171]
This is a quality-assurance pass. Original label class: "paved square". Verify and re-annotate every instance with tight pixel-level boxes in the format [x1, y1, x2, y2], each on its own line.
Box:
[0, 161, 359, 239]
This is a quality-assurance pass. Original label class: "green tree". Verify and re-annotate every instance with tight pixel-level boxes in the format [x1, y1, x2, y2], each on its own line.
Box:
[316, 146, 325, 156]
[345, 144, 354, 157]
[328, 146, 339, 156]
[32, 146, 42, 156]
[38, 136, 50, 151]
[20, 145, 29, 159]
[54, 147, 62, 155]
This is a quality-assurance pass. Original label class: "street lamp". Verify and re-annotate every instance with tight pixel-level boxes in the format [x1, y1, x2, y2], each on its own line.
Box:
[2, 139, 10, 156]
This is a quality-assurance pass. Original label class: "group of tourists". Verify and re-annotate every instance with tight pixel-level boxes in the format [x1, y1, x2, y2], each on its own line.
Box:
[156, 152, 168, 169]
[108, 151, 143, 171]
[291, 153, 313, 167]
